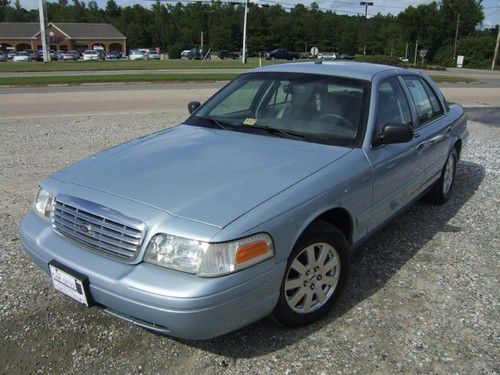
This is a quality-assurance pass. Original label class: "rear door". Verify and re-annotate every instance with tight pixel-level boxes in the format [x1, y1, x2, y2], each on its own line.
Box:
[401, 75, 451, 186]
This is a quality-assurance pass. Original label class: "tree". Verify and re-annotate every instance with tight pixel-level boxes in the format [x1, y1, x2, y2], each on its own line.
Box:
[105, 0, 120, 19]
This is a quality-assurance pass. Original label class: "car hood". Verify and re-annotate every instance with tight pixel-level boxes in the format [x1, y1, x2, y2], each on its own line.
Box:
[52, 125, 351, 228]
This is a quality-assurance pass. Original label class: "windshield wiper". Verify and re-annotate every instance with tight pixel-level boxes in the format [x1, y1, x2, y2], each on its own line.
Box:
[246, 124, 305, 141]
[196, 116, 234, 130]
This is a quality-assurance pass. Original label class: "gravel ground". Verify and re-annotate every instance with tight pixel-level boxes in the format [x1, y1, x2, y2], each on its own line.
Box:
[0, 110, 498, 374]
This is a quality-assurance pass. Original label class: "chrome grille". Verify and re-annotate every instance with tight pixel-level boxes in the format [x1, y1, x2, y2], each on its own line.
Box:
[51, 194, 147, 260]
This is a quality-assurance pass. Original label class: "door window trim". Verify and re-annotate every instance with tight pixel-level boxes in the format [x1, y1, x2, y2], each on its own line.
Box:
[371, 75, 413, 148]
[401, 75, 445, 129]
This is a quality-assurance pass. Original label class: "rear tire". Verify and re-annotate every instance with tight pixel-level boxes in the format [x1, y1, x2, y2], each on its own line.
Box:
[425, 148, 458, 204]
[273, 221, 350, 326]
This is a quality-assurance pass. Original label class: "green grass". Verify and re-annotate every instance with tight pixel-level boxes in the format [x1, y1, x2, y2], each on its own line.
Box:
[0, 72, 240, 86]
[428, 75, 478, 83]
[0, 70, 477, 86]
[0, 58, 275, 72]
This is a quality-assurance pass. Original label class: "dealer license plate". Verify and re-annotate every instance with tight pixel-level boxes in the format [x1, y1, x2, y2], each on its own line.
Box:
[49, 261, 91, 307]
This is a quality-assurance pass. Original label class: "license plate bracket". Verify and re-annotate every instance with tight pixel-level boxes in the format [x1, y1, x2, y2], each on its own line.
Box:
[49, 260, 93, 307]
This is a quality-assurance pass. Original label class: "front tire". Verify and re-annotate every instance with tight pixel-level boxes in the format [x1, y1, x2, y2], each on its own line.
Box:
[273, 222, 350, 326]
[425, 148, 458, 204]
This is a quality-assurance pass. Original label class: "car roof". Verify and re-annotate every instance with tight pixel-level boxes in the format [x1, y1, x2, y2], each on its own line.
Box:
[248, 61, 407, 81]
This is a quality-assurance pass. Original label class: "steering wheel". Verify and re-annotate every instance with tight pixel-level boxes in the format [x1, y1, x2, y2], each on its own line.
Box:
[318, 113, 352, 130]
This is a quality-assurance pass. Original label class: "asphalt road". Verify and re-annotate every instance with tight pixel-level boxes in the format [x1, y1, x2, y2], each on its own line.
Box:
[0, 82, 498, 374]
[0, 81, 498, 121]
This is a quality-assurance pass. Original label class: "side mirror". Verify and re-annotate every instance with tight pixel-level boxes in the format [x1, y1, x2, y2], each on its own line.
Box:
[374, 123, 414, 146]
[188, 101, 201, 114]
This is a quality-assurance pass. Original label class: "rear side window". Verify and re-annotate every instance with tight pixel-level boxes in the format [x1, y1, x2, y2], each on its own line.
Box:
[402, 76, 443, 125]
[375, 77, 412, 134]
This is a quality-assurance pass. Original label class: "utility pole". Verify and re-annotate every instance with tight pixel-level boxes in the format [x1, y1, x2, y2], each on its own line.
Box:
[37, 0, 50, 62]
[242, 0, 249, 64]
[452, 13, 460, 63]
[360, 2, 373, 55]
[405, 42, 409, 60]
[493, 25, 500, 71]
[413, 40, 418, 67]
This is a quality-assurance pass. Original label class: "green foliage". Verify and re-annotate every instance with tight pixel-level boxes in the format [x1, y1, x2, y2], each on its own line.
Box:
[434, 31, 498, 68]
[167, 43, 183, 59]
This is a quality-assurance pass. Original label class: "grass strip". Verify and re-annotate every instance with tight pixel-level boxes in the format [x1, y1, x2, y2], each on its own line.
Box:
[0, 72, 477, 86]
[429, 75, 478, 83]
[0, 58, 271, 72]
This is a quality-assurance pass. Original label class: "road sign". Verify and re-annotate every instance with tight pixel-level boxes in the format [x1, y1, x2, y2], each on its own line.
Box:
[310, 46, 319, 57]
[419, 49, 428, 58]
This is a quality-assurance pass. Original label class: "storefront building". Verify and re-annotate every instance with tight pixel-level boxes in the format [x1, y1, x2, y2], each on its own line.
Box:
[0, 22, 126, 53]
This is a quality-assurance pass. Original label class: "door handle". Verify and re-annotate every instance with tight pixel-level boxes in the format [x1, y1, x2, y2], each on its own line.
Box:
[445, 127, 452, 135]
[416, 142, 425, 151]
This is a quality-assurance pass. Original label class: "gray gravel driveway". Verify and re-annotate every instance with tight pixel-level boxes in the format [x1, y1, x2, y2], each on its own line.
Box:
[0, 108, 498, 374]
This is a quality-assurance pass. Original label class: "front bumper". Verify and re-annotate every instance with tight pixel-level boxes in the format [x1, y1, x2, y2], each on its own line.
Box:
[19, 212, 285, 339]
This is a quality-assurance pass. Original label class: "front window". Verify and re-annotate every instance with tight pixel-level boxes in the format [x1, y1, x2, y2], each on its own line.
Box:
[189, 72, 370, 147]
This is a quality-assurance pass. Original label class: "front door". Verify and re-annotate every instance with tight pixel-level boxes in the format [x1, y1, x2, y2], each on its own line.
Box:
[363, 76, 421, 232]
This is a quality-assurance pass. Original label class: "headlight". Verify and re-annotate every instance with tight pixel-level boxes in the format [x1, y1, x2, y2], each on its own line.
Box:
[33, 187, 54, 220]
[145, 233, 274, 277]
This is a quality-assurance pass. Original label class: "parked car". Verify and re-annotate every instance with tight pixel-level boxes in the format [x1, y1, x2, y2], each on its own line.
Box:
[264, 49, 300, 60]
[148, 49, 161, 60]
[13, 51, 31, 62]
[82, 50, 100, 61]
[0, 51, 6, 62]
[218, 50, 238, 60]
[318, 52, 338, 61]
[20, 62, 468, 340]
[106, 51, 121, 60]
[62, 51, 78, 61]
[180, 49, 192, 59]
[185, 47, 207, 60]
[399, 57, 410, 63]
[129, 49, 147, 61]
[138, 48, 150, 60]
[7, 50, 17, 60]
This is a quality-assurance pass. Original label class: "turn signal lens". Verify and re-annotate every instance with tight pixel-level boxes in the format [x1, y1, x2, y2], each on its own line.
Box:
[235, 240, 269, 264]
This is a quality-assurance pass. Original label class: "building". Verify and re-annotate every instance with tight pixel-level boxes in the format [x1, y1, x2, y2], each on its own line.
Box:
[0, 22, 126, 53]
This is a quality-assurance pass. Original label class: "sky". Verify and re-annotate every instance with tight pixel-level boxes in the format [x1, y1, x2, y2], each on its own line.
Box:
[17, 0, 500, 26]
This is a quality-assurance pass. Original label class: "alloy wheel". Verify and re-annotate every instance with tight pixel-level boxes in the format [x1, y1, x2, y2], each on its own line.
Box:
[284, 242, 341, 314]
[443, 153, 455, 194]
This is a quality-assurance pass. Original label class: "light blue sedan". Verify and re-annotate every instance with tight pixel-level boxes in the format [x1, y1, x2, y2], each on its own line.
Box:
[19, 61, 468, 339]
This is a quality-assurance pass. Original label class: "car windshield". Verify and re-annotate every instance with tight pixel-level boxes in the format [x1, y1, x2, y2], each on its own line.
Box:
[189, 72, 369, 147]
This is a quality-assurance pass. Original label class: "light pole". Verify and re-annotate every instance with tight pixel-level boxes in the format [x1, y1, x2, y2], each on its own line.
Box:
[359, 1, 373, 55]
[492, 25, 500, 71]
[242, 0, 249, 64]
[452, 13, 460, 63]
[413, 40, 418, 67]
[37, 0, 50, 62]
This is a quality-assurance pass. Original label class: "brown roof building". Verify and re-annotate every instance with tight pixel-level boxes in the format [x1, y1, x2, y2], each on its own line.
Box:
[0, 22, 126, 53]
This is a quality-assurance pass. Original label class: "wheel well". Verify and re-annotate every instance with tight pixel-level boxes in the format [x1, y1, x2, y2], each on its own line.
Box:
[307, 208, 352, 244]
[454, 139, 462, 158]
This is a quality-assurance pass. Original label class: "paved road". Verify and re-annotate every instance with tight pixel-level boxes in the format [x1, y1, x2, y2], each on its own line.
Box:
[0, 82, 498, 120]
